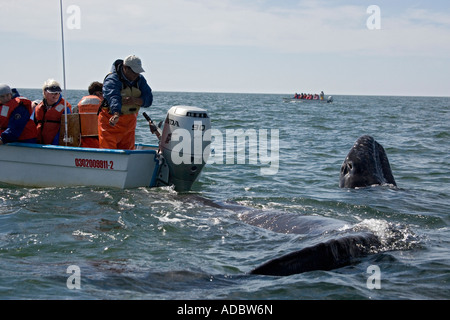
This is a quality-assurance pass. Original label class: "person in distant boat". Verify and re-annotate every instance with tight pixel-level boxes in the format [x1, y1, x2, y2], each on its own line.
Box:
[74, 81, 103, 148]
[99, 55, 153, 150]
[0, 83, 38, 145]
[32, 79, 72, 145]
[320, 91, 325, 100]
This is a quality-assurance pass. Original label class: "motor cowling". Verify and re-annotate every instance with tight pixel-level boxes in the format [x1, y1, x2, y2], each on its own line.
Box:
[159, 106, 211, 192]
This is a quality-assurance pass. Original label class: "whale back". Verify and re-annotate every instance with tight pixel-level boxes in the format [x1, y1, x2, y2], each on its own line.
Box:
[250, 233, 381, 276]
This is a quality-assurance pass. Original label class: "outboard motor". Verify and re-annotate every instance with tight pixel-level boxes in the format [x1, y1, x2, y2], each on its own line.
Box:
[159, 106, 211, 192]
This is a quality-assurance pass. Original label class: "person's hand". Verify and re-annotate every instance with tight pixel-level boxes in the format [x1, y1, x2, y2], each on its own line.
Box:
[149, 123, 157, 133]
[109, 113, 120, 126]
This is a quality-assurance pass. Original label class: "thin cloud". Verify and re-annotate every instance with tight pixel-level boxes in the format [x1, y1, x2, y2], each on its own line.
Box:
[2, 0, 449, 95]
[2, 0, 449, 57]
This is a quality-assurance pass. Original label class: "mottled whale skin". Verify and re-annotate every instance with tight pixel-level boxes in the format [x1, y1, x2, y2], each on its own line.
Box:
[250, 233, 381, 276]
[237, 211, 346, 237]
[187, 195, 384, 277]
[229, 205, 383, 277]
[339, 135, 396, 188]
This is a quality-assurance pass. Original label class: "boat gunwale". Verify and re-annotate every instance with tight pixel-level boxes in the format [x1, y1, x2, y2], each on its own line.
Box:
[3, 142, 159, 155]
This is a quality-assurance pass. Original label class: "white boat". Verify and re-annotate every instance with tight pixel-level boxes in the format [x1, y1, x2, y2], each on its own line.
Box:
[0, 105, 211, 192]
[0, 6, 212, 191]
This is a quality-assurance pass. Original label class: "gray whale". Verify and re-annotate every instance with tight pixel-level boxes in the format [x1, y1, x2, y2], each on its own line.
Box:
[218, 204, 385, 277]
[250, 232, 381, 276]
[184, 136, 400, 276]
[246, 136, 398, 276]
[339, 135, 396, 188]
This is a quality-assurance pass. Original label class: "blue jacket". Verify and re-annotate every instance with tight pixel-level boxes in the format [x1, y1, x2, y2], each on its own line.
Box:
[1, 104, 33, 143]
[103, 60, 153, 115]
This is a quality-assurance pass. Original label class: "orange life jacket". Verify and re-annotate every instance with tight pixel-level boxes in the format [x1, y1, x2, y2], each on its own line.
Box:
[77, 95, 101, 137]
[78, 95, 102, 114]
[77, 95, 101, 148]
[34, 98, 72, 144]
[0, 97, 37, 142]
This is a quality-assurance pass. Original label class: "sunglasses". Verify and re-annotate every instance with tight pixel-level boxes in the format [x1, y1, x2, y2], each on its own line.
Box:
[45, 86, 62, 93]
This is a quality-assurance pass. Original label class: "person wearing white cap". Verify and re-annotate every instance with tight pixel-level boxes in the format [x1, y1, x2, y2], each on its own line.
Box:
[32, 79, 72, 145]
[99, 55, 153, 150]
[0, 83, 37, 145]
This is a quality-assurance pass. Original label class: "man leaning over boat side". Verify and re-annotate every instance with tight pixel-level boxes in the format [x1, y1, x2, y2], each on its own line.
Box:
[98, 55, 153, 150]
[0, 84, 38, 145]
[32, 79, 72, 145]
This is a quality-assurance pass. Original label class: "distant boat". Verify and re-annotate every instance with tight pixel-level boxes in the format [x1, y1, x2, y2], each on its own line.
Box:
[0, 106, 211, 192]
[283, 96, 333, 103]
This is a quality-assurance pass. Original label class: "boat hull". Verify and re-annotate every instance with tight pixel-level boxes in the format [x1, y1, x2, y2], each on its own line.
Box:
[0, 143, 160, 188]
[283, 98, 331, 103]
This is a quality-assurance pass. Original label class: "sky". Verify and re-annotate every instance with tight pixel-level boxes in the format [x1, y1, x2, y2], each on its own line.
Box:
[1, 0, 450, 96]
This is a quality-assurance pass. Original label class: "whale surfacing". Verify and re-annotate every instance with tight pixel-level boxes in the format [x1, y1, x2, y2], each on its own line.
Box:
[250, 233, 381, 276]
[339, 135, 396, 188]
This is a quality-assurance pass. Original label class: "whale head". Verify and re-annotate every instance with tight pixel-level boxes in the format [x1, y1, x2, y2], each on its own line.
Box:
[340, 135, 396, 188]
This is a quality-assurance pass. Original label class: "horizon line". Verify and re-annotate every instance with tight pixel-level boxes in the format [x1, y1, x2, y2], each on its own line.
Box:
[13, 87, 450, 98]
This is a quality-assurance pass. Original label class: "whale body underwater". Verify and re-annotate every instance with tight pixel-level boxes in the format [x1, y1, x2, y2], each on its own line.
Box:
[188, 135, 401, 276]
[203, 135, 399, 277]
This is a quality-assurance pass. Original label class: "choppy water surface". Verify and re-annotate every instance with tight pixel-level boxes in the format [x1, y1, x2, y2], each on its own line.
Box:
[0, 90, 449, 299]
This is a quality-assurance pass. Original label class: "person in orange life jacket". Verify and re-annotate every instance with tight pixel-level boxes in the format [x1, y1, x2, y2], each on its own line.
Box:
[74, 81, 103, 148]
[99, 55, 153, 150]
[32, 79, 72, 145]
[0, 84, 38, 145]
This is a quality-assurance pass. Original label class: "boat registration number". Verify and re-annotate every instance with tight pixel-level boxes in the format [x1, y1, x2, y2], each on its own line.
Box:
[75, 158, 114, 170]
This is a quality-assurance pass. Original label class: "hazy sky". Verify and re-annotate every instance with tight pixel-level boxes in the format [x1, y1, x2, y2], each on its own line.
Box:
[1, 0, 449, 96]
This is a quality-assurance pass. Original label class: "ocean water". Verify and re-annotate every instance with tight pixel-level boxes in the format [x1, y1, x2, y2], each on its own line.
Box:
[0, 90, 448, 300]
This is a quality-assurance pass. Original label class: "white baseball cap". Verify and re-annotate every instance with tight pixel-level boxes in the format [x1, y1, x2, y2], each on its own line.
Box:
[123, 55, 145, 73]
